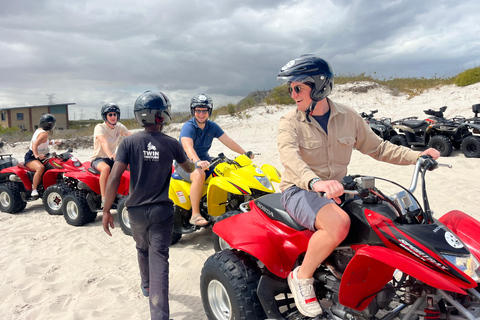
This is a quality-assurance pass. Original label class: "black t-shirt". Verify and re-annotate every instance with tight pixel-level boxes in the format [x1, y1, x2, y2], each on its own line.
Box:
[116, 131, 187, 208]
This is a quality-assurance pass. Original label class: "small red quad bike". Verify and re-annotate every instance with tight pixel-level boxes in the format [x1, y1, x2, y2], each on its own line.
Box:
[60, 161, 130, 226]
[201, 156, 480, 320]
[0, 149, 84, 215]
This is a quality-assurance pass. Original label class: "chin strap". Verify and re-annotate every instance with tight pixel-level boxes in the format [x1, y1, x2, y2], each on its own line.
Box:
[305, 101, 318, 123]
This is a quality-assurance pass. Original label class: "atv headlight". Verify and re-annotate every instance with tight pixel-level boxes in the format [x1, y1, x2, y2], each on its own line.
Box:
[444, 253, 480, 282]
[255, 175, 273, 190]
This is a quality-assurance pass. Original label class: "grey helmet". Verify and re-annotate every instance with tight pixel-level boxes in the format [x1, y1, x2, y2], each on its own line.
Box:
[190, 94, 213, 116]
[39, 113, 56, 131]
[134, 91, 172, 127]
[277, 54, 334, 102]
[101, 103, 121, 125]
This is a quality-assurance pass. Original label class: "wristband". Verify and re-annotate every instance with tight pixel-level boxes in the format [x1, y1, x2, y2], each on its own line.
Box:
[309, 178, 322, 191]
[195, 160, 201, 169]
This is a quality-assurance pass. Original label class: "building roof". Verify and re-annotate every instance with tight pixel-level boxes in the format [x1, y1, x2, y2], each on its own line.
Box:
[0, 103, 76, 111]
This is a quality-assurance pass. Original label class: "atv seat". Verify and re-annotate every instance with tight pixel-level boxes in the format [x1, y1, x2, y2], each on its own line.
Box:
[254, 193, 306, 231]
[17, 162, 33, 171]
[88, 167, 100, 175]
[403, 120, 428, 128]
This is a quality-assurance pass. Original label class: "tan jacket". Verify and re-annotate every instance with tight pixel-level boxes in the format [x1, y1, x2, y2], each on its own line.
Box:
[277, 98, 420, 191]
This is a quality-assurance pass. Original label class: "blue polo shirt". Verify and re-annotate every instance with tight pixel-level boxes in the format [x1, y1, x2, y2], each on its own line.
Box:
[179, 118, 225, 160]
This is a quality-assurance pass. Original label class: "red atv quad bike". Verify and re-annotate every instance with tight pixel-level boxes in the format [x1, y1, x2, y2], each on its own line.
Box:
[201, 156, 480, 320]
[59, 161, 130, 227]
[0, 149, 84, 215]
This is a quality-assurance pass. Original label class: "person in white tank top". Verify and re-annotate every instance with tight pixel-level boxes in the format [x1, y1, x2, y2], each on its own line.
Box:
[25, 114, 61, 197]
[91, 103, 131, 207]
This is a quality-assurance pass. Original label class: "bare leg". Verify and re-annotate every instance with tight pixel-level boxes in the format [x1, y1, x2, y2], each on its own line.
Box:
[189, 169, 206, 216]
[297, 203, 350, 279]
[26, 160, 45, 190]
[96, 162, 111, 200]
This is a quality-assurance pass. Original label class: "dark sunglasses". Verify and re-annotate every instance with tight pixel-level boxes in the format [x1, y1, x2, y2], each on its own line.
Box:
[194, 109, 209, 114]
[107, 113, 118, 117]
[288, 85, 304, 94]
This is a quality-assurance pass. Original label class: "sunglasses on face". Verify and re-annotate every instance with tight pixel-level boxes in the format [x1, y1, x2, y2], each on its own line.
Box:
[194, 109, 209, 114]
[288, 85, 307, 94]
[107, 113, 118, 117]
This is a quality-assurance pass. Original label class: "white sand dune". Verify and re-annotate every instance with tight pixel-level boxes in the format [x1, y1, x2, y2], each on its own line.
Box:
[1, 81, 480, 319]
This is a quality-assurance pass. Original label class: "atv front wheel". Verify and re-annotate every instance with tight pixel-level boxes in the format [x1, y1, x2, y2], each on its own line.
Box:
[0, 182, 27, 213]
[62, 190, 97, 226]
[212, 210, 241, 252]
[43, 183, 71, 215]
[390, 134, 409, 147]
[200, 250, 266, 320]
[117, 197, 132, 236]
[428, 135, 453, 157]
[461, 136, 480, 158]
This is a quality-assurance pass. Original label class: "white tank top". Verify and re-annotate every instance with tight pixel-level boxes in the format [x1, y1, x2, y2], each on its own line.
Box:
[29, 128, 50, 153]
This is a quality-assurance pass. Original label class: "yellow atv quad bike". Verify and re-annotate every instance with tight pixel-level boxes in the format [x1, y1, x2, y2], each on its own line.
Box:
[117, 152, 281, 245]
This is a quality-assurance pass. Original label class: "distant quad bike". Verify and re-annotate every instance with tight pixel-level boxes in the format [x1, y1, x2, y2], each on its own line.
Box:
[117, 152, 281, 245]
[60, 161, 130, 226]
[360, 109, 398, 141]
[0, 149, 84, 215]
[201, 156, 480, 320]
[391, 106, 479, 157]
[454, 104, 480, 158]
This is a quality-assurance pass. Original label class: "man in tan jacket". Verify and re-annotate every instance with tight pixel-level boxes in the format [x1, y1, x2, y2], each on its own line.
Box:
[276, 54, 440, 318]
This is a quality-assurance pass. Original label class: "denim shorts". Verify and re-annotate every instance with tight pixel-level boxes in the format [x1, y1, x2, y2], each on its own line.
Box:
[281, 185, 335, 231]
[91, 157, 114, 171]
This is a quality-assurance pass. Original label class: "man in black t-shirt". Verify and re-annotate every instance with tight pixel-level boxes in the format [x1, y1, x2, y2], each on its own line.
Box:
[102, 91, 194, 320]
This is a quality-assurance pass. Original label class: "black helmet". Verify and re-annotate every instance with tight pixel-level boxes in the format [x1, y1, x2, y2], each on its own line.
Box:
[277, 54, 334, 102]
[39, 113, 56, 131]
[190, 94, 213, 116]
[134, 91, 172, 127]
[101, 103, 121, 123]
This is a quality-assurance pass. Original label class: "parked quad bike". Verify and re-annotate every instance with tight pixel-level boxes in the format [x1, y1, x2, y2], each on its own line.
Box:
[59, 161, 130, 226]
[360, 109, 398, 141]
[117, 153, 281, 245]
[0, 149, 84, 215]
[449, 104, 480, 158]
[201, 156, 480, 320]
[391, 106, 480, 157]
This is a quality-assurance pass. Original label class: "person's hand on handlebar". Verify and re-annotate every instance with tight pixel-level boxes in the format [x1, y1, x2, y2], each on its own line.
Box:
[195, 160, 210, 170]
[245, 151, 255, 159]
[419, 148, 440, 160]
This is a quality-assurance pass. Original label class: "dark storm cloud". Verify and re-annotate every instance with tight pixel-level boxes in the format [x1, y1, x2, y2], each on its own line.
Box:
[1, 0, 479, 118]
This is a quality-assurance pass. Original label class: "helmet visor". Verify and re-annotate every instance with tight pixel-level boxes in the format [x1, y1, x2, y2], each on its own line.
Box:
[277, 74, 315, 86]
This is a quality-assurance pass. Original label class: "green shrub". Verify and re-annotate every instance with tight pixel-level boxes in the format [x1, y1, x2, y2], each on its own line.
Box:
[265, 85, 294, 105]
[226, 103, 237, 116]
[455, 66, 480, 87]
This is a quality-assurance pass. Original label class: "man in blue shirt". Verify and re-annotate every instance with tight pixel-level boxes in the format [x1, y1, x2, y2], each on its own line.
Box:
[176, 93, 252, 226]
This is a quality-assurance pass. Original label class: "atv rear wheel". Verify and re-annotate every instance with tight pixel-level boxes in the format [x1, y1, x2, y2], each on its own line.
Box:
[62, 190, 97, 226]
[461, 136, 480, 158]
[213, 210, 241, 252]
[428, 135, 453, 157]
[390, 134, 408, 147]
[0, 182, 27, 213]
[117, 197, 132, 236]
[200, 250, 266, 320]
[43, 183, 71, 215]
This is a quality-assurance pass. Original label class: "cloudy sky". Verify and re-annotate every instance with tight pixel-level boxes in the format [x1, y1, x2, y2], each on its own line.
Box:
[1, 0, 479, 120]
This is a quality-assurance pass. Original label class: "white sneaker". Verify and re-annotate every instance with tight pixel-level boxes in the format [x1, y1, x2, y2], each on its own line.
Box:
[31, 189, 39, 197]
[287, 266, 322, 317]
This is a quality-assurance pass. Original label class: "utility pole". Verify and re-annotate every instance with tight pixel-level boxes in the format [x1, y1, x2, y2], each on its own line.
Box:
[46, 94, 55, 105]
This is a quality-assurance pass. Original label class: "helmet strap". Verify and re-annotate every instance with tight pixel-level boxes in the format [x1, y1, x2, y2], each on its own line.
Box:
[305, 101, 318, 123]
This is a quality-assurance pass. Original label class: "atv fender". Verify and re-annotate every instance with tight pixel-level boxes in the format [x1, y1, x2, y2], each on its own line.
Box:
[63, 171, 101, 194]
[0, 166, 32, 190]
[207, 176, 252, 217]
[212, 208, 311, 278]
[169, 178, 192, 210]
[43, 169, 67, 189]
[459, 122, 480, 132]
[261, 164, 281, 183]
[339, 246, 466, 311]
[439, 210, 480, 261]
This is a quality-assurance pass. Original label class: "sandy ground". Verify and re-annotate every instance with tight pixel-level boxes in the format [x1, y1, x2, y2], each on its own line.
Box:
[1, 81, 480, 319]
